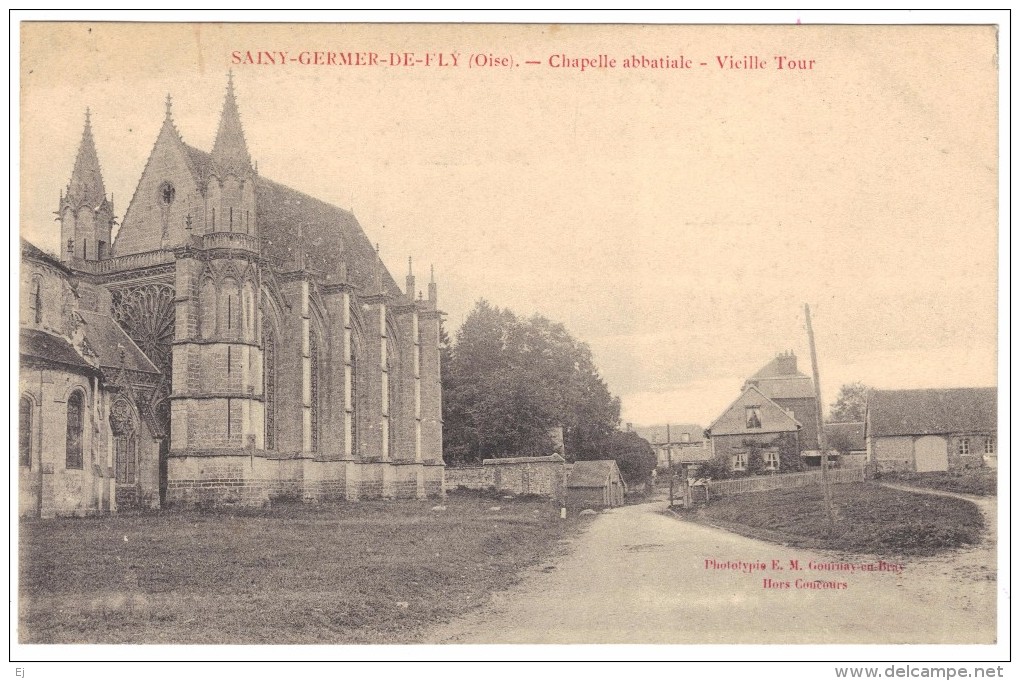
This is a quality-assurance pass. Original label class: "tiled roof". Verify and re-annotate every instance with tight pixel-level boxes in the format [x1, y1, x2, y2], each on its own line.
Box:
[77, 310, 161, 374]
[824, 421, 866, 451]
[748, 353, 808, 380]
[748, 376, 816, 400]
[567, 460, 622, 488]
[21, 238, 71, 273]
[867, 388, 997, 437]
[183, 144, 401, 297]
[483, 454, 565, 465]
[20, 328, 98, 375]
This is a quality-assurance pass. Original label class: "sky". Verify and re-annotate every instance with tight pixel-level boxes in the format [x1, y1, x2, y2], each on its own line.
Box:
[17, 21, 1000, 427]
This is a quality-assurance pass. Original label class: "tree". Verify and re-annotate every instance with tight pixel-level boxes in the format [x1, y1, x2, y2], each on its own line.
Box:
[441, 299, 621, 462]
[599, 431, 656, 487]
[828, 382, 873, 423]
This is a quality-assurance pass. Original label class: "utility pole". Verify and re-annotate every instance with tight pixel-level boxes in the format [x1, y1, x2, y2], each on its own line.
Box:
[666, 423, 674, 508]
[805, 303, 836, 532]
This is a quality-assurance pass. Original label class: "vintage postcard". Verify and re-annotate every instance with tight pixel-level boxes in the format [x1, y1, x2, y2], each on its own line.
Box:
[13, 15, 1006, 668]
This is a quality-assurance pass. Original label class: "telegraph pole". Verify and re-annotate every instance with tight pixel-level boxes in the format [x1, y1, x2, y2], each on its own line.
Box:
[666, 423, 674, 507]
[805, 304, 836, 532]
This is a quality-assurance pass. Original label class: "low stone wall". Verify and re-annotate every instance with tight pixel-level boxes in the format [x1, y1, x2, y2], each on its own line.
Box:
[445, 456, 567, 499]
[445, 466, 490, 490]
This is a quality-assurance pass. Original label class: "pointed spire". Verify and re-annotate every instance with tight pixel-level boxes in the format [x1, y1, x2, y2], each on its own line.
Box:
[405, 256, 416, 302]
[210, 71, 252, 175]
[65, 107, 108, 208]
[165, 93, 173, 120]
[428, 264, 438, 306]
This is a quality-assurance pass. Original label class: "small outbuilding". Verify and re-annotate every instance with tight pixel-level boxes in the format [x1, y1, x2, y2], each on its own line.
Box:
[565, 460, 625, 509]
[865, 387, 997, 472]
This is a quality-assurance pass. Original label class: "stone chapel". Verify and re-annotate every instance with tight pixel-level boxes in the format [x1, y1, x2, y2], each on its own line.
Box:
[18, 75, 445, 516]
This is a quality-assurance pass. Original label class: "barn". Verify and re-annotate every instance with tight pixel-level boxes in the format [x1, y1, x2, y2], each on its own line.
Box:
[565, 460, 625, 509]
[865, 387, 997, 472]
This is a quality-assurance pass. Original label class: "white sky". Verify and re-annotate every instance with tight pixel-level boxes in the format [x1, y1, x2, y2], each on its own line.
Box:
[18, 20, 1000, 427]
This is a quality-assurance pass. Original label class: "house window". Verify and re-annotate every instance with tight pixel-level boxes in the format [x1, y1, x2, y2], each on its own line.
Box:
[958, 438, 970, 456]
[732, 452, 748, 471]
[984, 438, 994, 455]
[745, 406, 762, 429]
[66, 391, 84, 469]
[764, 451, 779, 471]
[19, 396, 32, 468]
[681, 432, 691, 443]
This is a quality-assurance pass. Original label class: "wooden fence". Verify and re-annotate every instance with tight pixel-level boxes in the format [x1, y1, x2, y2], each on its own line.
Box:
[706, 467, 866, 497]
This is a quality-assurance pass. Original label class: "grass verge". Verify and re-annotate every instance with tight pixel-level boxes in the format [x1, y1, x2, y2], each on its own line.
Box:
[673, 482, 984, 556]
[18, 491, 582, 644]
[876, 468, 997, 497]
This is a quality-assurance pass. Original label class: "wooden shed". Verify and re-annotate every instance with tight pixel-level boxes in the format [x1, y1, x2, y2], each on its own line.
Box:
[565, 460, 626, 509]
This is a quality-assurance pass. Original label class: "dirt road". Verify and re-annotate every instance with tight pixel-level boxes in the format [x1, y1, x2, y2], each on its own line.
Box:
[428, 498, 997, 644]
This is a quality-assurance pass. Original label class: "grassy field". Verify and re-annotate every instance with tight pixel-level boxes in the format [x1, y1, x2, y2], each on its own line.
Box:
[876, 468, 998, 496]
[679, 482, 985, 556]
[18, 492, 582, 644]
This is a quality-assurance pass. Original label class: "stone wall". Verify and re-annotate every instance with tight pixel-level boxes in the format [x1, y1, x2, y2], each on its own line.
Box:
[165, 455, 443, 507]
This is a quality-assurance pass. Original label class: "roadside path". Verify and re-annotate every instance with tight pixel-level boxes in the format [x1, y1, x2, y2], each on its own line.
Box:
[428, 498, 997, 644]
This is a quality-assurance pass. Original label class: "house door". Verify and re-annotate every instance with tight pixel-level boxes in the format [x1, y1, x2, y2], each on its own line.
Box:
[915, 436, 948, 472]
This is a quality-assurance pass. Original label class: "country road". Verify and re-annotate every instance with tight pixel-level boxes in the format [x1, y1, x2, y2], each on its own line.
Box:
[428, 497, 997, 644]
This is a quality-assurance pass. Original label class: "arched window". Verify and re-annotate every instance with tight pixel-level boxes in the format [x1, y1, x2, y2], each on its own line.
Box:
[263, 323, 276, 450]
[30, 277, 42, 325]
[309, 332, 320, 453]
[66, 391, 84, 469]
[110, 399, 137, 484]
[19, 396, 32, 468]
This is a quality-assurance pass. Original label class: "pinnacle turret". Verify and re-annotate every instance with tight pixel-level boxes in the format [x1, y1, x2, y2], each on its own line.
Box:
[210, 71, 252, 176]
[65, 108, 108, 209]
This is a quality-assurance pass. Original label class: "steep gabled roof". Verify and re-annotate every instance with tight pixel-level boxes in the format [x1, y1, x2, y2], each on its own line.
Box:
[749, 376, 816, 400]
[707, 384, 802, 435]
[77, 310, 161, 375]
[20, 328, 98, 376]
[567, 460, 622, 488]
[21, 238, 72, 274]
[181, 143, 401, 297]
[867, 388, 997, 437]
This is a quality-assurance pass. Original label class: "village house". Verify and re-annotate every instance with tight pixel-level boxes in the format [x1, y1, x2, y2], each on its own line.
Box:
[565, 460, 625, 509]
[743, 351, 820, 454]
[705, 384, 801, 473]
[632, 423, 711, 471]
[18, 75, 445, 516]
[865, 388, 997, 472]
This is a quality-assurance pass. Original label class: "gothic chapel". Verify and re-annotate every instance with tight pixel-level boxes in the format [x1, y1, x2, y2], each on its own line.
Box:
[19, 75, 445, 516]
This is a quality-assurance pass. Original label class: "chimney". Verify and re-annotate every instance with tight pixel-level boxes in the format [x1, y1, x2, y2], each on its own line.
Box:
[775, 350, 798, 375]
[625, 422, 633, 432]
